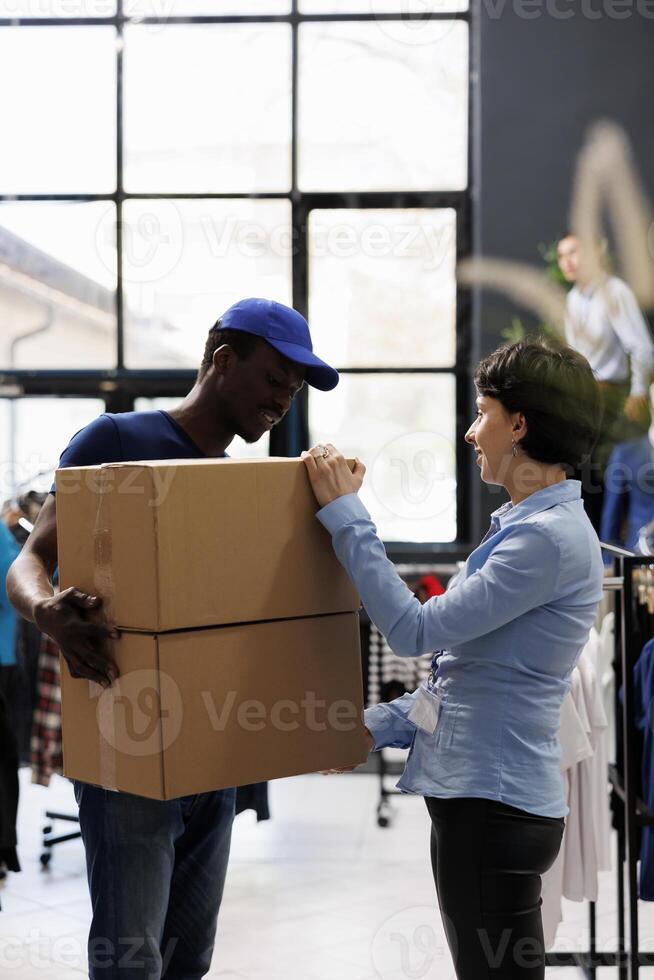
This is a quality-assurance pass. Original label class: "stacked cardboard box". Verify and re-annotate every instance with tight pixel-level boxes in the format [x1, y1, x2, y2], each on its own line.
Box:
[56, 458, 367, 799]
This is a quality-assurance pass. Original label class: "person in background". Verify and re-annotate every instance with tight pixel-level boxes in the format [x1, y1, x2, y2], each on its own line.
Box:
[0, 517, 20, 668]
[558, 232, 654, 529]
[303, 338, 603, 980]
[0, 513, 21, 883]
[1, 492, 50, 766]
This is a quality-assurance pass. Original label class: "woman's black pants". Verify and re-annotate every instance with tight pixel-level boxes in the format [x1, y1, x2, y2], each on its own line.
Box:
[425, 796, 564, 980]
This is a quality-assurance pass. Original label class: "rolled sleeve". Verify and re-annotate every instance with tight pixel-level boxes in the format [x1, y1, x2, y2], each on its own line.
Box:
[364, 694, 419, 751]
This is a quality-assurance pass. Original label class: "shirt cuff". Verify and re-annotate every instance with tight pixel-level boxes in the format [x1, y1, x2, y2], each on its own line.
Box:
[364, 703, 416, 752]
[317, 493, 371, 535]
[363, 705, 390, 752]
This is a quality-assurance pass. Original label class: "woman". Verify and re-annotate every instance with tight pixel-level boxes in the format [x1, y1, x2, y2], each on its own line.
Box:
[302, 339, 604, 980]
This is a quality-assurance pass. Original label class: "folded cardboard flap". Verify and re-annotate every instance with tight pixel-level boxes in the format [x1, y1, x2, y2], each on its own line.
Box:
[56, 457, 359, 632]
[61, 611, 368, 800]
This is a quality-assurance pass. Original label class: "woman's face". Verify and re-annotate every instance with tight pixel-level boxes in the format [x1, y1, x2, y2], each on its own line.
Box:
[465, 394, 516, 485]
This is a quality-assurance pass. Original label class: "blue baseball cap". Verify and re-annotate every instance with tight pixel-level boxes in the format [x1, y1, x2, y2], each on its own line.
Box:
[220, 297, 339, 392]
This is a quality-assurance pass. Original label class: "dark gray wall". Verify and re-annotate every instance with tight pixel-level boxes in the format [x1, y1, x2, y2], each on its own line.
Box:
[470, 2, 654, 538]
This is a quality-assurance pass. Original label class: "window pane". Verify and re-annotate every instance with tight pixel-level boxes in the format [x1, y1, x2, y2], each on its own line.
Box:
[0, 203, 117, 370]
[135, 398, 270, 459]
[308, 209, 456, 368]
[0, 398, 105, 500]
[127, 0, 289, 12]
[0, 28, 116, 194]
[299, 21, 468, 191]
[300, 0, 466, 10]
[123, 200, 292, 368]
[124, 25, 292, 193]
[310, 374, 456, 542]
[0, 0, 115, 14]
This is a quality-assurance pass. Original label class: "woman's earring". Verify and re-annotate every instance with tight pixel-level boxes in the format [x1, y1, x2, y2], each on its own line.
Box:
[512, 439, 518, 457]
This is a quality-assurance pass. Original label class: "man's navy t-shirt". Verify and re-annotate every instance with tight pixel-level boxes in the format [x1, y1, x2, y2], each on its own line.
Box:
[54, 410, 207, 481]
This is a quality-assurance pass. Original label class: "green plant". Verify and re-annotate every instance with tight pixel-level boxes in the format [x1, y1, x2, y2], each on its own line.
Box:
[538, 239, 570, 290]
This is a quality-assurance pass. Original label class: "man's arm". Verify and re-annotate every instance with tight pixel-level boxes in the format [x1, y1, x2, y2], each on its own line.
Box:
[7, 495, 119, 686]
[609, 279, 654, 398]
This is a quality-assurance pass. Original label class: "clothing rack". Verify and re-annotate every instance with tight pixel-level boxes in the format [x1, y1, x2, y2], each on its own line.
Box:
[544, 543, 654, 977]
[373, 563, 460, 828]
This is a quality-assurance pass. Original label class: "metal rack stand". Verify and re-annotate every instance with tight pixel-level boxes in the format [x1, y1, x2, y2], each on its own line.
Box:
[40, 810, 81, 869]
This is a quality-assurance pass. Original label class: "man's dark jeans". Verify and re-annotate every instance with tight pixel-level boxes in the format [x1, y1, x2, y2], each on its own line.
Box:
[74, 781, 236, 980]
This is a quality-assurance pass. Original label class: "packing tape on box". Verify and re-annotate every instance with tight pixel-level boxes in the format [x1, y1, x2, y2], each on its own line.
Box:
[93, 467, 115, 623]
[89, 679, 119, 793]
[92, 468, 118, 792]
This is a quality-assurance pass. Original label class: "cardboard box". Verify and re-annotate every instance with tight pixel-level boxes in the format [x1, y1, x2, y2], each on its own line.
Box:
[61, 611, 367, 799]
[55, 457, 359, 632]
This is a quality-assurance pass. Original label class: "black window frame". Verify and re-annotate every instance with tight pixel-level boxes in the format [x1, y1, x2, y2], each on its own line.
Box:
[0, 0, 474, 560]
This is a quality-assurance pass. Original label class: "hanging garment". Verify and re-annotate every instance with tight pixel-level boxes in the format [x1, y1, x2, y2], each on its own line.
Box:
[541, 672, 594, 946]
[580, 646, 612, 877]
[633, 638, 654, 899]
[30, 635, 63, 787]
[234, 784, 270, 822]
[563, 645, 611, 900]
[541, 639, 611, 946]
[598, 612, 616, 764]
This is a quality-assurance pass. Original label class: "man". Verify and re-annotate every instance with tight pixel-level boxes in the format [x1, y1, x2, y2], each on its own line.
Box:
[7, 297, 338, 980]
[557, 232, 654, 528]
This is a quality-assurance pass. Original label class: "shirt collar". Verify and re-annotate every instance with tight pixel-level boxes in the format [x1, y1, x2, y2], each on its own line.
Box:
[491, 480, 581, 530]
[575, 274, 609, 299]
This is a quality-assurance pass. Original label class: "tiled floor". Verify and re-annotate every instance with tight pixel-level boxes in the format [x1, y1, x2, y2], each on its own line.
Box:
[0, 767, 650, 978]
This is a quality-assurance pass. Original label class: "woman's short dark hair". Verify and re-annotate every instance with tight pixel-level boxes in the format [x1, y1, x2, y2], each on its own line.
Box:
[198, 320, 261, 380]
[474, 338, 601, 469]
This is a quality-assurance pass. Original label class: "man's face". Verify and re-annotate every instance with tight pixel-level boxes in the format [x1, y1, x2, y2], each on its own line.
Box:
[217, 340, 306, 444]
[557, 236, 580, 283]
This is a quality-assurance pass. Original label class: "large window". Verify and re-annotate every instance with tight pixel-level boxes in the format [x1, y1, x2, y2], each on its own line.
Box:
[0, 3, 471, 550]
[0, 398, 106, 499]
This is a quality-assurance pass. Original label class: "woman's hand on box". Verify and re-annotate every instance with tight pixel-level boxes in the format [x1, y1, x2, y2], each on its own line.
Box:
[301, 444, 366, 508]
[35, 587, 121, 687]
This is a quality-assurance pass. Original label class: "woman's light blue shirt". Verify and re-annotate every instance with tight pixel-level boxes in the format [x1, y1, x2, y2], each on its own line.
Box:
[317, 479, 604, 818]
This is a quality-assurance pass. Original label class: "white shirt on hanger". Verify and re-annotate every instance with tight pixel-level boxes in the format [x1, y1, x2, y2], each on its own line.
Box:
[541, 672, 593, 947]
[541, 636, 611, 948]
